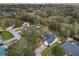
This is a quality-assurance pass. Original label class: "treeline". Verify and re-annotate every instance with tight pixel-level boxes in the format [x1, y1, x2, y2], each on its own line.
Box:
[0, 4, 79, 40]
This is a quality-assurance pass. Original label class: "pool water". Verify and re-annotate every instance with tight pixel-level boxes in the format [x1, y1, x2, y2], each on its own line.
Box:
[0, 47, 8, 56]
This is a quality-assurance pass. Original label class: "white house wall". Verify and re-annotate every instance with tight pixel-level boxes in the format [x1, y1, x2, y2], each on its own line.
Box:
[44, 41, 49, 46]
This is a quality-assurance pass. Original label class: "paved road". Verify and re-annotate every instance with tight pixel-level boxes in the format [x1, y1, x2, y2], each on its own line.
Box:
[1, 38, 16, 48]
[1, 39, 16, 49]
[13, 27, 23, 31]
[4, 38, 16, 44]
[35, 45, 47, 56]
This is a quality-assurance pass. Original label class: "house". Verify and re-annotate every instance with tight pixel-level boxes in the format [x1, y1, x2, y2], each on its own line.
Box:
[22, 22, 29, 28]
[61, 42, 79, 56]
[43, 34, 58, 46]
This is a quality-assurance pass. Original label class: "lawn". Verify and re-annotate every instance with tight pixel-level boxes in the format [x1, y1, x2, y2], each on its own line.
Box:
[42, 42, 65, 56]
[51, 43, 65, 56]
[42, 47, 51, 56]
[2, 31, 14, 40]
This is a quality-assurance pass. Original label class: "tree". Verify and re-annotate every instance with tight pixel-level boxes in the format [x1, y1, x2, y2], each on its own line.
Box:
[8, 38, 35, 56]
[14, 19, 21, 27]
[21, 25, 44, 43]
[19, 15, 37, 24]
[8, 25, 45, 56]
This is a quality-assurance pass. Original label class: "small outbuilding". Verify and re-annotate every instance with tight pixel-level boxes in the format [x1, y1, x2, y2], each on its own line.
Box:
[22, 22, 29, 28]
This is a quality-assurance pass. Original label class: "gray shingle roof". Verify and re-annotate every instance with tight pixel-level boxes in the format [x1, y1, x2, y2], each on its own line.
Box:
[61, 42, 79, 56]
[45, 34, 56, 44]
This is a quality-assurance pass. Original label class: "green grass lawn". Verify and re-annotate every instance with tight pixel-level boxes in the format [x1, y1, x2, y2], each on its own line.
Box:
[42, 47, 51, 56]
[42, 42, 65, 56]
[2, 31, 14, 40]
[51, 42, 65, 56]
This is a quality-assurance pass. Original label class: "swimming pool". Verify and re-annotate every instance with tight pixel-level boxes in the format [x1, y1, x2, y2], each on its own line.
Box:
[0, 47, 8, 56]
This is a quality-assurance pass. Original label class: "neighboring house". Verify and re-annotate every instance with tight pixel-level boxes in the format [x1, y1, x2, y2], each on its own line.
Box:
[0, 47, 8, 56]
[61, 42, 79, 56]
[22, 22, 29, 30]
[43, 34, 58, 46]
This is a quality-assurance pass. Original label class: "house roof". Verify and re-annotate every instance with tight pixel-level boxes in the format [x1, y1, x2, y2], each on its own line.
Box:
[0, 47, 7, 56]
[61, 42, 79, 56]
[45, 34, 56, 44]
[22, 22, 29, 27]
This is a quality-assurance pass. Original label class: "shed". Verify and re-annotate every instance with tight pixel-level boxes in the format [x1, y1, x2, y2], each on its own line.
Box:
[22, 22, 29, 28]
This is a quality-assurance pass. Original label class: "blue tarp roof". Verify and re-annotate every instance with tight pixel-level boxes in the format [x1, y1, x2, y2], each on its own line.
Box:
[0, 47, 7, 56]
[61, 42, 79, 56]
[45, 34, 56, 44]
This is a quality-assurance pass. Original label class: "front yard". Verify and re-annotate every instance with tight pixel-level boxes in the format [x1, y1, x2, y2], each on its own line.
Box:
[42, 42, 65, 56]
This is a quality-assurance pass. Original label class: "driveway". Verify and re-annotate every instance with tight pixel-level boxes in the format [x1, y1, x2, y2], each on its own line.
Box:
[13, 27, 23, 31]
[6, 27, 21, 40]
[1, 38, 16, 48]
[35, 45, 47, 56]
[1, 27, 22, 48]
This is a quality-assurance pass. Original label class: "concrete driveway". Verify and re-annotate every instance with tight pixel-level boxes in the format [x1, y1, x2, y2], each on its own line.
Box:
[1, 27, 22, 48]
[6, 27, 21, 40]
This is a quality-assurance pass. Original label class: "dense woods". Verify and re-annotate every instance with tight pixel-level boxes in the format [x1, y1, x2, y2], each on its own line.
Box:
[0, 4, 79, 39]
